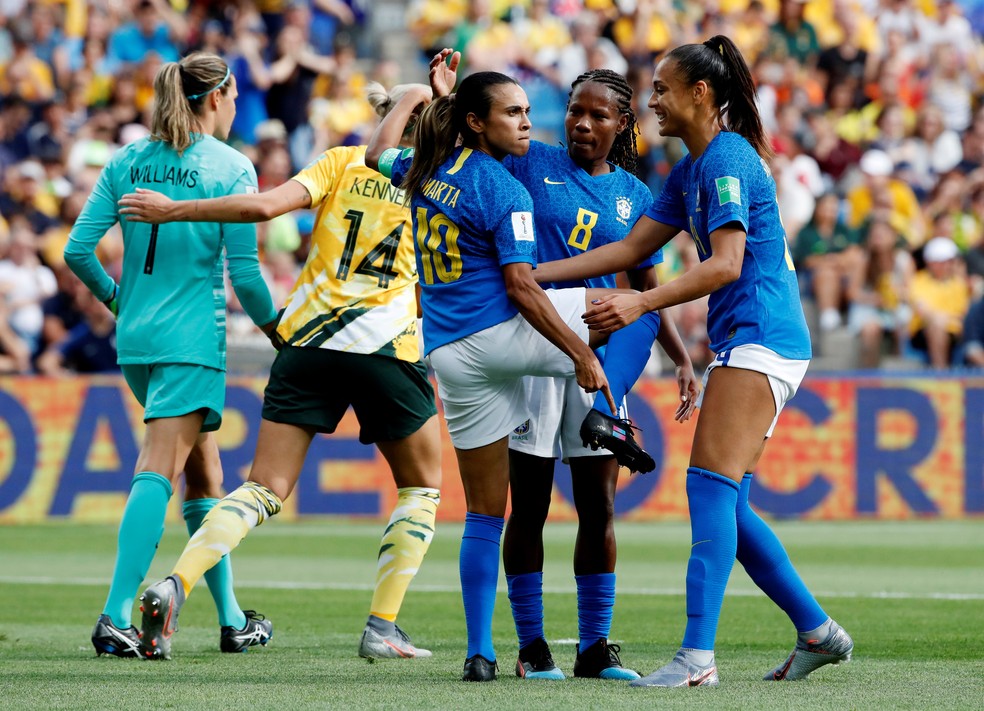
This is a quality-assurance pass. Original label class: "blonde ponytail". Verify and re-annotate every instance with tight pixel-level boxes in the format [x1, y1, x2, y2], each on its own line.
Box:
[150, 52, 231, 155]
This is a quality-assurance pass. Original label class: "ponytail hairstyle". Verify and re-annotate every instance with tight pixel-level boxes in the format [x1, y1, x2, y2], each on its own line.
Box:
[666, 35, 772, 160]
[365, 81, 433, 143]
[400, 71, 520, 203]
[569, 68, 640, 175]
[150, 52, 232, 155]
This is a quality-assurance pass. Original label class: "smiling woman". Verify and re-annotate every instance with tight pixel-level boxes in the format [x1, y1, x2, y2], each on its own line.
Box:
[531, 35, 854, 688]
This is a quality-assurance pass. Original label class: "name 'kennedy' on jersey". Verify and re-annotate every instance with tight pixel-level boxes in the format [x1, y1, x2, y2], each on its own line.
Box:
[348, 175, 406, 205]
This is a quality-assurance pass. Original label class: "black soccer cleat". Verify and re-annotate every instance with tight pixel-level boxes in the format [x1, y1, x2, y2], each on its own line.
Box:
[462, 654, 498, 682]
[579, 409, 655, 473]
[573, 638, 641, 680]
[91, 614, 141, 658]
[515, 637, 565, 679]
[220, 610, 273, 653]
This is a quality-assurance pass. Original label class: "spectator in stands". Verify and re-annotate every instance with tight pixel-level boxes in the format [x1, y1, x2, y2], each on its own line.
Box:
[556, 11, 627, 90]
[846, 217, 914, 369]
[0, 218, 57, 360]
[957, 295, 984, 367]
[804, 108, 862, 186]
[733, 1, 772, 65]
[0, 298, 30, 373]
[610, 0, 673, 66]
[106, 0, 184, 68]
[815, 7, 871, 97]
[766, 0, 821, 69]
[870, 104, 911, 170]
[909, 236, 970, 369]
[36, 288, 118, 375]
[925, 43, 975, 135]
[0, 18, 56, 104]
[847, 148, 925, 248]
[900, 103, 963, 200]
[41, 263, 84, 356]
[923, 172, 982, 253]
[227, 11, 295, 145]
[795, 192, 863, 331]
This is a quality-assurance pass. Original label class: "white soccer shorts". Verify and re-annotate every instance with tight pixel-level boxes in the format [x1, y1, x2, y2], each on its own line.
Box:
[428, 288, 589, 450]
[697, 343, 810, 437]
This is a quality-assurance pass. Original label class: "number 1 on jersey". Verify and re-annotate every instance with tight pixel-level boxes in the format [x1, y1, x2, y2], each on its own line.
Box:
[144, 224, 159, 274]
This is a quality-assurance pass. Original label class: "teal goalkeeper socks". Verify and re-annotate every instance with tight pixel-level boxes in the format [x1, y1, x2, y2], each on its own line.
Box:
[183, 498, 247, 630]
[103, 472, 172, 629]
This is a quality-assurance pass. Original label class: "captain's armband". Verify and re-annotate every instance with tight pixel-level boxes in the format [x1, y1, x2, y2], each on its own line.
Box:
[377, 148, 413, 179]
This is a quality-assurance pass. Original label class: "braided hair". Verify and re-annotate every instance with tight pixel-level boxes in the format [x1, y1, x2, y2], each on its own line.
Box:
[569, 68, 640, 176]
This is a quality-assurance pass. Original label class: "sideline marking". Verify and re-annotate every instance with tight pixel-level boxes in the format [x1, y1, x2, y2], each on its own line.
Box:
[1, 576, 981, 601]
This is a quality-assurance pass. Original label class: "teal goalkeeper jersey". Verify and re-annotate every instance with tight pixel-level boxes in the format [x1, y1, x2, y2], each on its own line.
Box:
[65, 134, 276, 370]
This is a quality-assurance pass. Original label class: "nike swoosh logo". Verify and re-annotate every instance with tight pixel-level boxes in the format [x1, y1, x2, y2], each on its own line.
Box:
[544, 178, 565, 185]
[105, 625, 139, 651]
[689, 667, 717, 686]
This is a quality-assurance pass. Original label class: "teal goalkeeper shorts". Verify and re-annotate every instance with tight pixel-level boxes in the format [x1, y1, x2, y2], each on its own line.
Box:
[121, 362, 225, 432]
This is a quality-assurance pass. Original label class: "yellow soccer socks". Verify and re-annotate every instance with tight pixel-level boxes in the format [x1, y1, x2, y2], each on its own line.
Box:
[369, 487, 440, 621]
[173, 482, 283, 597]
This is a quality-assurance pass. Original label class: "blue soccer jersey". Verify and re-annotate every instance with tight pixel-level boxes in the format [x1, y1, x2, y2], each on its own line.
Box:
[647, 131, 811, 359]
[65, 135, 276, 370]
[503, 141, 660, 289]
[391, 146, 537, 355]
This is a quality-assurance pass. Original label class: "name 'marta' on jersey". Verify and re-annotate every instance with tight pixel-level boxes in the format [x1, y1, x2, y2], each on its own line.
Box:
[66, 134, 275, 372]
[390, 146, 537, 356]
[503, 140, 660, 290]
[277, 145, 419, 361]
[647, 131, 811, 360]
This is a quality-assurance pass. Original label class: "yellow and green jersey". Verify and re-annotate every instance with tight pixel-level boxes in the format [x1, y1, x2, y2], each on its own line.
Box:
[278, 145, 419, 362]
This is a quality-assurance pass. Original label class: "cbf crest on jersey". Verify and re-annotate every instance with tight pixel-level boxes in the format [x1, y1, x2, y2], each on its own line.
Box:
[615, 196, 632, 224]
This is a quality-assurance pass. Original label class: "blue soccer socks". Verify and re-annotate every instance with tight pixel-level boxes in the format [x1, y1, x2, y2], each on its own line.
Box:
[736, 474, 827, 632]
[460, 512, 504, 662]
[576, 572, 616, 653]
[103, 472, 172, 629]
[183, 498, 246, 630]
[681, 467, 739, 652]
[507, 571, 544, 650]
[592, 311, 661, 414]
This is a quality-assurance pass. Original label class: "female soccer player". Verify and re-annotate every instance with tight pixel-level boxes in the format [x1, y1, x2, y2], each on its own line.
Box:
[495, 69, 698, 680]
[64, 52, 280, 658]
[364, 57, 660, 681]
[534, 36, 854, 687]
[121, 83, 443, 661]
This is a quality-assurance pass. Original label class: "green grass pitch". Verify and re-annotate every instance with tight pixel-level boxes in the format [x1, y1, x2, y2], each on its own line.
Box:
[1, 519, 982, 710]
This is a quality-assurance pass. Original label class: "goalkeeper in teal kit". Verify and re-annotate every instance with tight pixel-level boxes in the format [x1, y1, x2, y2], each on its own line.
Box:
[64, 52, 281, 659]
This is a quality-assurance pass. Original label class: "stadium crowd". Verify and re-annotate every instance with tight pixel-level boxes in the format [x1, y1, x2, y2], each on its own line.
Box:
[2, 0, 984, 376]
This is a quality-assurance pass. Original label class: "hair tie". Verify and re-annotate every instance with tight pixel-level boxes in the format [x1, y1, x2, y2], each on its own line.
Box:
[187, 66, 231, 101]
[719, 43, 724, 56]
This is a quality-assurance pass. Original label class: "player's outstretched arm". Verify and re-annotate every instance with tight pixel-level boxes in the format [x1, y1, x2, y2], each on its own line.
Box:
[534, 215, 678, 285]
[583, 226, 745, 336]
[118, 180, 312, 224]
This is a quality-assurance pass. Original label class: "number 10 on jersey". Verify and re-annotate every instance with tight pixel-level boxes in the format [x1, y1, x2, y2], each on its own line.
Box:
[415, 207, 462, 284]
